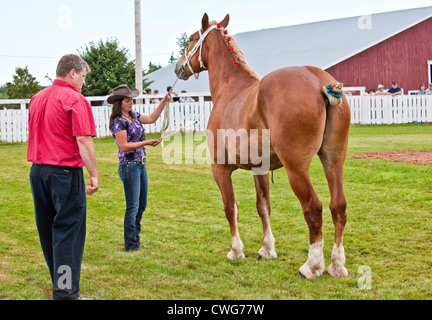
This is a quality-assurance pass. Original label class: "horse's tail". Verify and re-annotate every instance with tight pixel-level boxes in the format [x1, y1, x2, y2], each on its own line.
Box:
[318, 79, 350, 159]
[322, 82, 344, 108]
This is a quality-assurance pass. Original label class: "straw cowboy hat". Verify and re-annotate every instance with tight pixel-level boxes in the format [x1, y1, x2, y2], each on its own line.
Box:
[107, 84, 140, 103]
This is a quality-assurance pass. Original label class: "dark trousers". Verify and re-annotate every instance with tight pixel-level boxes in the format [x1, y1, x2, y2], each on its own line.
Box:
[29, 164, 86, 300]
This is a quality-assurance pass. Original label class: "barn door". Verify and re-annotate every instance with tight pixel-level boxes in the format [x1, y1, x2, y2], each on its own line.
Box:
[428, 60, 432, 85]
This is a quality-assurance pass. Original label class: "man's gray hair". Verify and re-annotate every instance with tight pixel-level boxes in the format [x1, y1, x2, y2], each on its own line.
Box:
[56, 54, 90, 78]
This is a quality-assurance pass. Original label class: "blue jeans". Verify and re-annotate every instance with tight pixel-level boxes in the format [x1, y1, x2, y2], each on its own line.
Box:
[118, 162, 148, 251]
[29, 164, 86, 300]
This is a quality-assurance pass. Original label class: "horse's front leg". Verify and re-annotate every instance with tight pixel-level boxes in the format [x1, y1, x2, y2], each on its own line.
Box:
[211, 164, 245, 260]
[253, 174, 277, 260]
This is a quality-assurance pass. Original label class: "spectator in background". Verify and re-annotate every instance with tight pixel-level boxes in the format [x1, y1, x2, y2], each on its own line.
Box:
[179, 90, 195, 102]
[425, 83, 432, 95]
[102, 89, 113, 106]
[365, 88, 376, 95]
[418, 83, 426, 95]
[152, 89, 161, 104]
[386, 82, 402, 96]
[145, 88, 155, 103]
[375, 84, 387, 95]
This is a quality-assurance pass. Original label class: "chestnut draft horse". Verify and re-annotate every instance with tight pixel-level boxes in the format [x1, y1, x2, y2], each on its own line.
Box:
[175, 13, 351, 278]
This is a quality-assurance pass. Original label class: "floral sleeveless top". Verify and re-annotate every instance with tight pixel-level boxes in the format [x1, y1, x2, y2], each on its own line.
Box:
[111, 110, 146, 163]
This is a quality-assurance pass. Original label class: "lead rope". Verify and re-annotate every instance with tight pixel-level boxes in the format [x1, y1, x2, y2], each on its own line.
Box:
[161, 77, 178, 149]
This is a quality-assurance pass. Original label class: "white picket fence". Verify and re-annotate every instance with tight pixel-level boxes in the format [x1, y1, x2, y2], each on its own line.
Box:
[1, 94, 432, 143]
[0, 93, 213, 143]
[349, 94, 432, 124]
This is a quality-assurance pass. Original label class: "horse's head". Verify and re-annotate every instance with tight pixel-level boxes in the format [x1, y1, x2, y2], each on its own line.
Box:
[175, 13, 229, 80]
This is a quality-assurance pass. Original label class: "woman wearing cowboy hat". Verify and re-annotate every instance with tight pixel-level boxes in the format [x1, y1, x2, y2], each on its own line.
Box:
[109, 84, 171, 251]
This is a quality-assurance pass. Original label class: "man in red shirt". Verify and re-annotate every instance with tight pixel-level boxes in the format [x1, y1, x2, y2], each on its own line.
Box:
[27, 54, 98, 300]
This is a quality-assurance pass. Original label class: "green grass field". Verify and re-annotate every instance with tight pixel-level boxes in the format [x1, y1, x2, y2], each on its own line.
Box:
[1, 124, 431, 300]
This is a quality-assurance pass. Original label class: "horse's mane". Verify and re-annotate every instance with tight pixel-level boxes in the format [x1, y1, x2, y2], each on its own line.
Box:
[208, 20, 260, 80]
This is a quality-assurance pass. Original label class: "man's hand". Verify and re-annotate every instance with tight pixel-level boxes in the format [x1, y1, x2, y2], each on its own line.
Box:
[86, 176, 99, 195]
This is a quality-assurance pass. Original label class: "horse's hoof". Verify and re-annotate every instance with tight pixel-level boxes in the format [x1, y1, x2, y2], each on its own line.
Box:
[297, 271, 306, 279]
[299, 262, 324, 279]
[257, 248, 277, 259]
[227, 251, 245, 260]
[327, 264, 349, 278]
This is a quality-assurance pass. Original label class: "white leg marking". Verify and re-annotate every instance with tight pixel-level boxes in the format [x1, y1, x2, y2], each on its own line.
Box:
[227, 235, 245, 260]
[258, 229, 277, 259]
[257, 191, 277, 259]
[299, 239, 325, 279]
[227, 205, 245, 260]
[328, 243, 348, 277]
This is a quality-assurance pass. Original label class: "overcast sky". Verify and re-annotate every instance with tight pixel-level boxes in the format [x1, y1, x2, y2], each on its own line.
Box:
[1, 0, 431, 86]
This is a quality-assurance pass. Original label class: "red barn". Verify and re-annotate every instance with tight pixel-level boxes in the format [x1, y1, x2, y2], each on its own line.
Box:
[147, 6, 432, 94]
[326, 12, 432, 93]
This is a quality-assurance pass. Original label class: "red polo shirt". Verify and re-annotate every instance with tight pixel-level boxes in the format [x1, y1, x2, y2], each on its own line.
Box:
[27, 79, 96, 168]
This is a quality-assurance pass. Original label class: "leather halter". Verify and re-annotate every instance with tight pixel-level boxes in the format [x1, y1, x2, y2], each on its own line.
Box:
[183, 25, 218, 79]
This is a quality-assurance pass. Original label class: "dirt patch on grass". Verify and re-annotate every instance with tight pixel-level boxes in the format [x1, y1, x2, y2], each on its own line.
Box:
[353, 151, 432, 165]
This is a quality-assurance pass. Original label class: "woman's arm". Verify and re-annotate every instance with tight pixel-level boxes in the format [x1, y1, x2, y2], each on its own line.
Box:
[114, 130, 161, 152]
[139, 92, 171, 124]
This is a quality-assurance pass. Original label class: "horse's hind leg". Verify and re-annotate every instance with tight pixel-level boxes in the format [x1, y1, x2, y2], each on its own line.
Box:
[253, 174, 277, 260]
[286, 167, 325, 279]
[211, 165, 245, 260]
[318, 92, 350, 277]
[318, 149, 349, 277]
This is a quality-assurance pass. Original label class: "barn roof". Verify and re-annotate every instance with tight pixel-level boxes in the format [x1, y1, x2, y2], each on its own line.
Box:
[145, 6, 432, 93]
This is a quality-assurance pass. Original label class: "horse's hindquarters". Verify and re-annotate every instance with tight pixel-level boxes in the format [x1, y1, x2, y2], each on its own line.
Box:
[258, 67, 328, 167]
[257, 66, 350, 278]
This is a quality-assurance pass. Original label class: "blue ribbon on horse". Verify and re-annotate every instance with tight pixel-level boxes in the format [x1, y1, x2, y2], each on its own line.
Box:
[325, 84, 343, 98]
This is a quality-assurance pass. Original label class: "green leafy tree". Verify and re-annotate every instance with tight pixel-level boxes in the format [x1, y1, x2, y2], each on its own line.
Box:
[0, 85, 7, 99]
[5, 66, 41, 99]
[168, 51, 177, 64]
[145, 62, 161, 75]
[176, 32, 189, 56]
[78, 38, 153, 96]
[168, 32, 190, 64]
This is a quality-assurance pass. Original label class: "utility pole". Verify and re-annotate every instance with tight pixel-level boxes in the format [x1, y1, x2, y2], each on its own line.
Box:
[134, 0, 143, 102]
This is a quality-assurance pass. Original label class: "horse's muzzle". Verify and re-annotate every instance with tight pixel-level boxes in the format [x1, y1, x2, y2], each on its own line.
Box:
[174, 61, 190, 80]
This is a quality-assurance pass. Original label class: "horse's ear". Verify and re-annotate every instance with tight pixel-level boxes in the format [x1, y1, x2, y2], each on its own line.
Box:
[202, 13, 209, 30]
[220, 14, 230, 29]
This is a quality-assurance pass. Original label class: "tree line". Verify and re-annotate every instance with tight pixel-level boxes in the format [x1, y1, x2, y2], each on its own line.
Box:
[1, 33, 189, 101]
